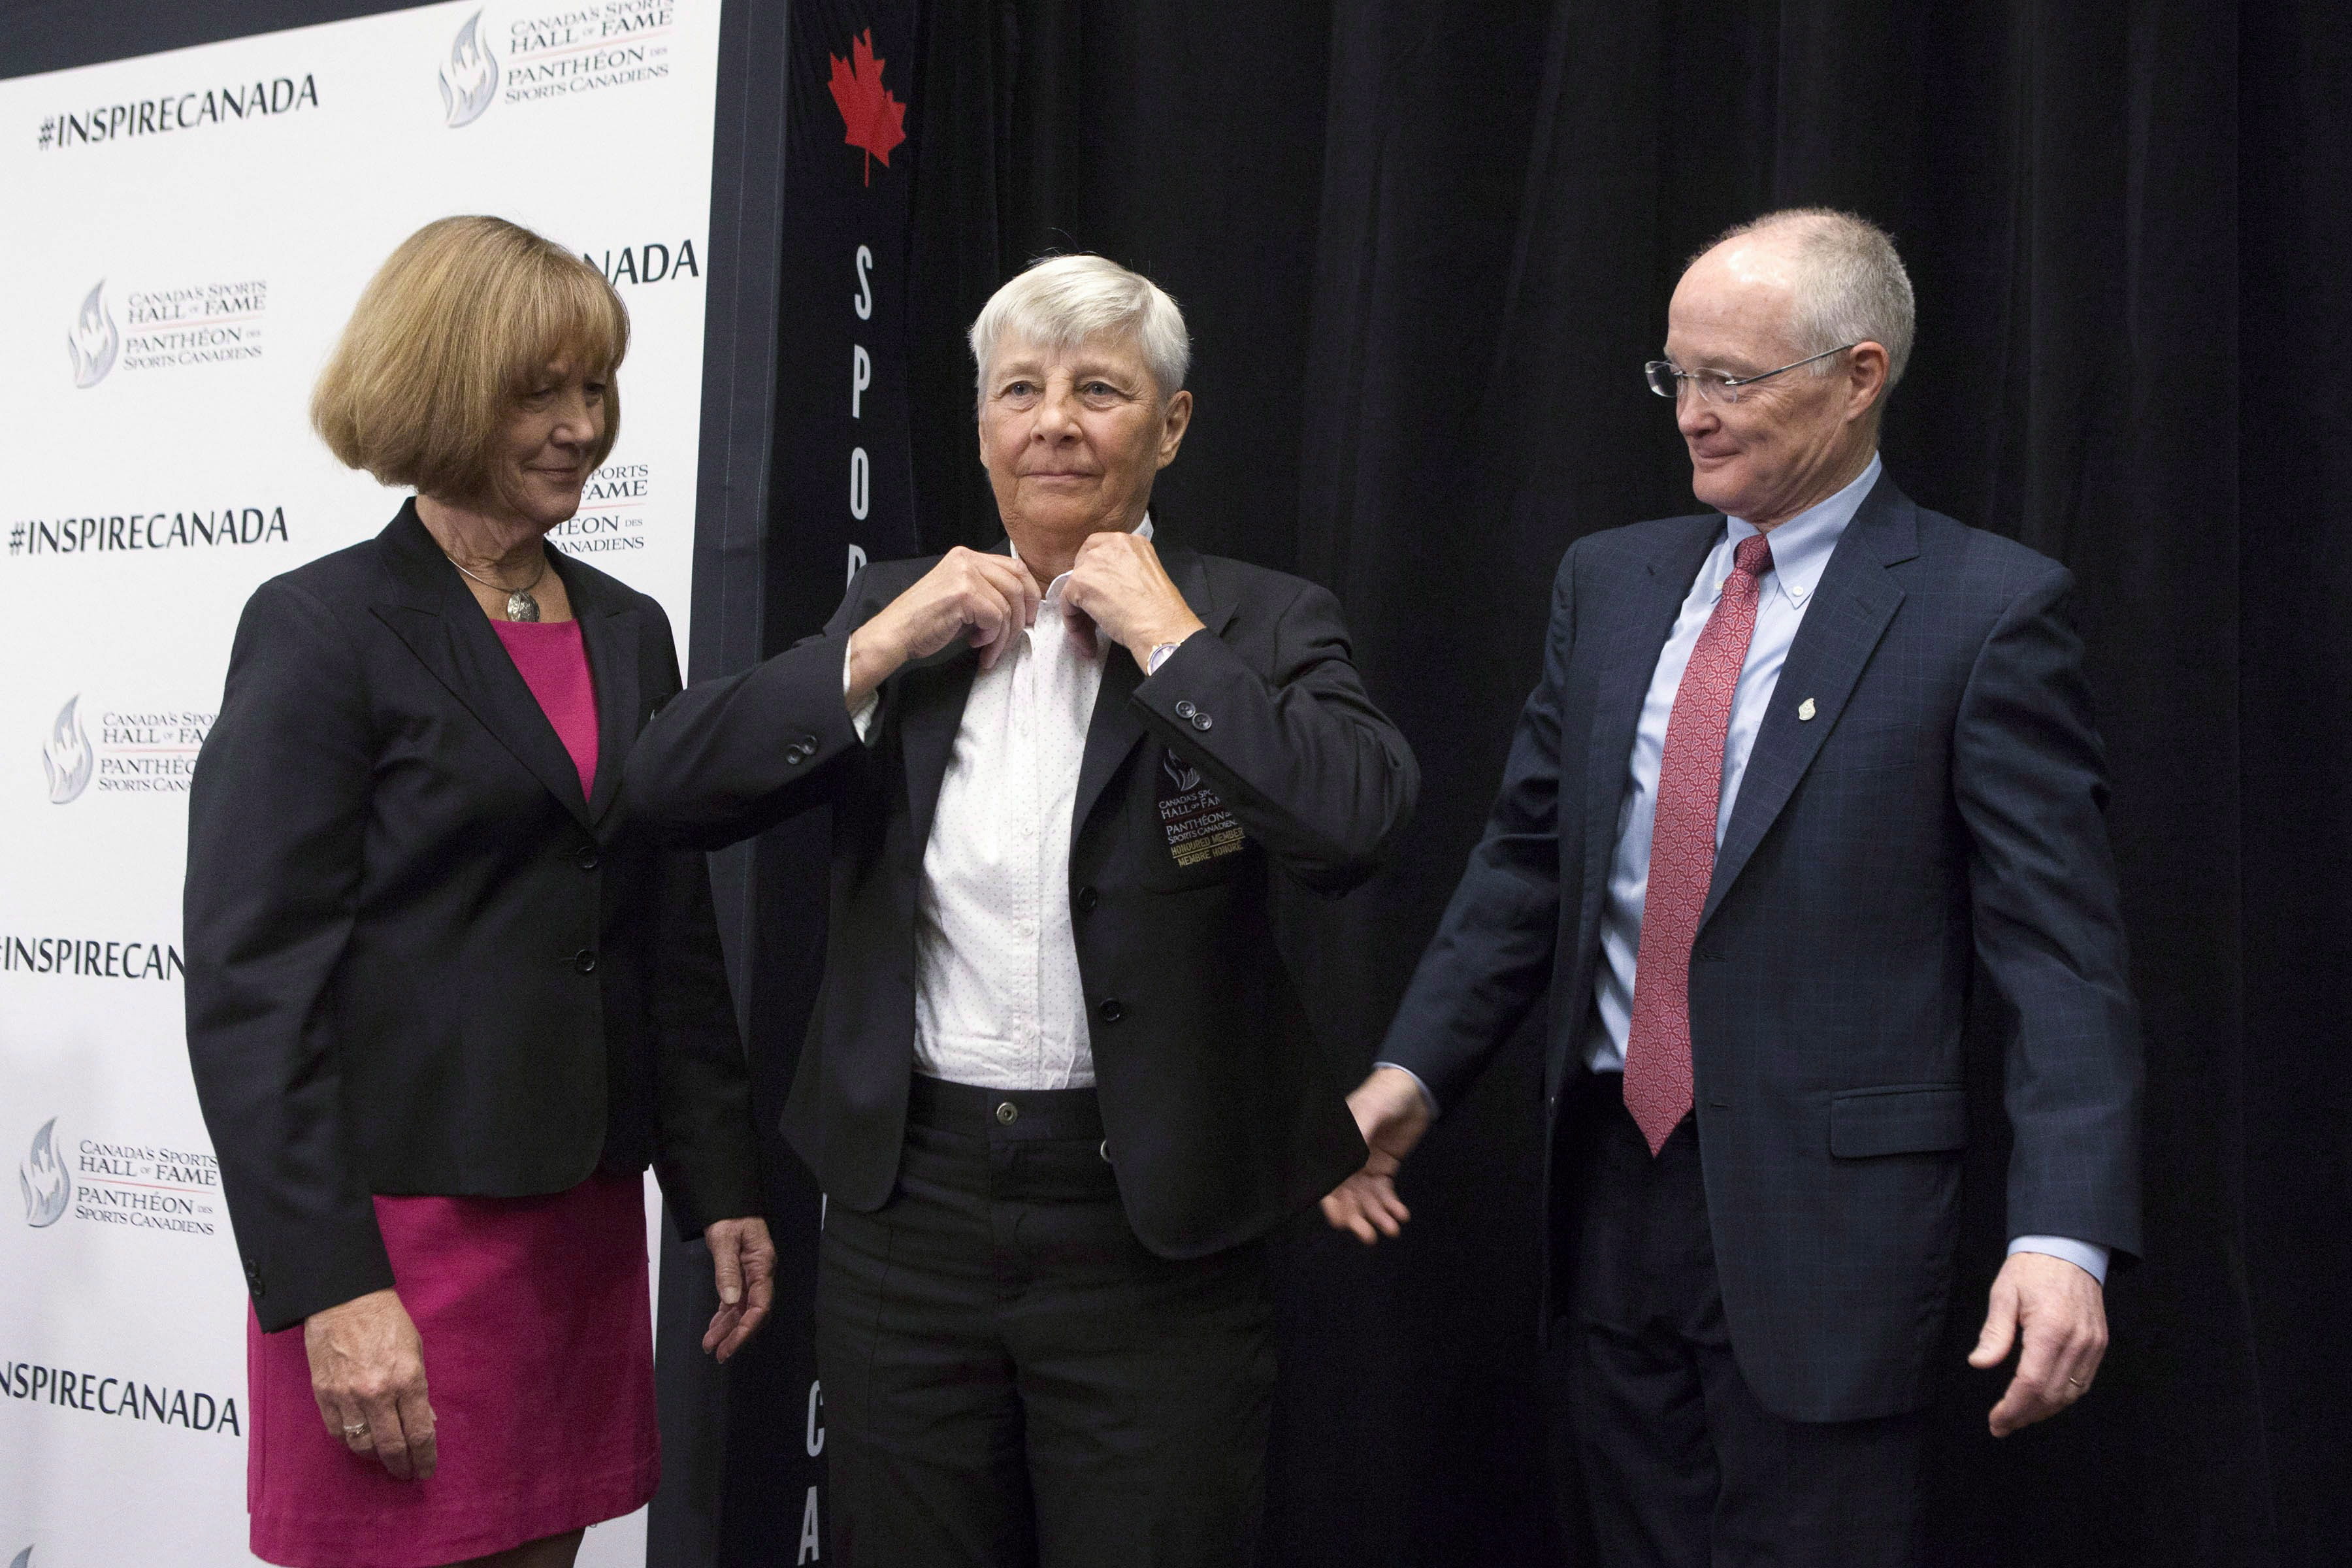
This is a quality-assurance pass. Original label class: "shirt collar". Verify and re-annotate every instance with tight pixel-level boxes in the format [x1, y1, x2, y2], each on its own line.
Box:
[1015, 513, 1154, 607]
[1724, 453, 1880, 610]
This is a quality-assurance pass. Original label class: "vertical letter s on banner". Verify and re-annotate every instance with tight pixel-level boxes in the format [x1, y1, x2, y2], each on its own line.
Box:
[854, 244, 874, 320]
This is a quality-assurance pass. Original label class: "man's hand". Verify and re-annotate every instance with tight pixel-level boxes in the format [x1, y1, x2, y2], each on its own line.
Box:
[702, 1215, 776, 1363]
[1319, 1066, 1433, 1245]
[1058, 531, 1205, 672]
[304, 1287, 436, 1479]
[1968, 1250, 2109, 1436]
[847, 547, 1042, 707]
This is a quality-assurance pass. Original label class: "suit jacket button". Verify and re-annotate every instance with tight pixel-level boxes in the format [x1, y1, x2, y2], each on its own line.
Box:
[1175, 700, 1198, 719]
[1190, 713, 1213, 730]
[1076, 886, 1099, 913]
[1097, 998, 1124, 1024]
[573, 949, 599, 973]
[574, 845, 600, 870]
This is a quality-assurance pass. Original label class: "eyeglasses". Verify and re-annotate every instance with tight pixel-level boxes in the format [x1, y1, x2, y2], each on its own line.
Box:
[1644, 343, 1858, 405]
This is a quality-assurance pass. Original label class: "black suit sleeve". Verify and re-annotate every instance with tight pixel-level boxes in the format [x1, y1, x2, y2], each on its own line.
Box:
[1953, 564, 2145, 1260]
[1375, 544, 1578, 1110]
[625, 572, 880, 847]
[637, 602, 764, 1232]
[1130, 578, 1418, 896]
[184, 578, 395, 1330]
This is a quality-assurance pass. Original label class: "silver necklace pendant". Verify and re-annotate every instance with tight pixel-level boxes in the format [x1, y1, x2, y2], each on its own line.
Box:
[506, 590, 541, 623]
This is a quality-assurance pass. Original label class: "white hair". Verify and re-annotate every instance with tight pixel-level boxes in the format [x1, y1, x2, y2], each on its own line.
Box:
[1703, 208, 1916, 390]
[968, 253, 1190, 412]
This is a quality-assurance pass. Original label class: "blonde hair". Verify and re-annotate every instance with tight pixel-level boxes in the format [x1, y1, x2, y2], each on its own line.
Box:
[312, 216, 629, 502]
[968, 253, 1190, 413]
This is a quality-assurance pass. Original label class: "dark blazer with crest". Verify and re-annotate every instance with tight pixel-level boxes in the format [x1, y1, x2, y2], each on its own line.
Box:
[185, 501, 760, 1332]
[625, 542, 1418, 1258]
[1383, 474, 2143, 1424]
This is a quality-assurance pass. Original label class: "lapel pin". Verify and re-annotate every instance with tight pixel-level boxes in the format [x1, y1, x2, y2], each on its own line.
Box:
[1797, 698, 1817, 721]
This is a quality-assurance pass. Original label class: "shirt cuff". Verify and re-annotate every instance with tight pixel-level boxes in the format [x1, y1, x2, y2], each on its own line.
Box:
[841, 640, 879, 743]
[2006, 1235, 2110, 1285]
[1372, 1061, 1439, 1119]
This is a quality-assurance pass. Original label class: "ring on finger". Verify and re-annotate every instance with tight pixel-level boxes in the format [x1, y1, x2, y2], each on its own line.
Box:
[343, 1421, 370, 1439]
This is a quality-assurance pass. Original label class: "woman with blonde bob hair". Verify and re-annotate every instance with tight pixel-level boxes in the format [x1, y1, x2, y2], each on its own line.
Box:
[185, 215, 774, 1568]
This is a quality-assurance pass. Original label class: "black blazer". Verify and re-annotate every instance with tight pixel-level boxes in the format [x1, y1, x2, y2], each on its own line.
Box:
[627, 544, 1418, 1257]
[1384, 475, 2144, 1424]
[184, 502, 760, 1332]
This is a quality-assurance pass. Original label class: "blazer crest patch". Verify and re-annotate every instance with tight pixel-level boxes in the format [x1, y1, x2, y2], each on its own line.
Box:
[1156, 751, 1244, 868]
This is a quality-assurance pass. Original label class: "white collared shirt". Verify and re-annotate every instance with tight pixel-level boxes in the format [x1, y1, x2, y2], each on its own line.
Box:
[847, 517, 1152, 1089]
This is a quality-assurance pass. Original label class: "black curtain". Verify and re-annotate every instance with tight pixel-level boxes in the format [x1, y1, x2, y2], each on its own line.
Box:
[870, 2, 2347, 1564]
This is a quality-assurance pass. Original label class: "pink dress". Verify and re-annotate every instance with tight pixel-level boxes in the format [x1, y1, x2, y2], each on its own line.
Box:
[246, 618, 657, 1568]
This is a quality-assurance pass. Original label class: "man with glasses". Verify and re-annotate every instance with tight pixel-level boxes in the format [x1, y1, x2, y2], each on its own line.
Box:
[1322, 209, 2142, 1563]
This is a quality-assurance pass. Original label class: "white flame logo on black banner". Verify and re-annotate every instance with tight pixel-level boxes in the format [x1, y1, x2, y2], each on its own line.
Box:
[21, 1118, 70, 1229]
[440, 10, 500, 127]
[67, 280, 118, 387]
[42, 696, 93, 804]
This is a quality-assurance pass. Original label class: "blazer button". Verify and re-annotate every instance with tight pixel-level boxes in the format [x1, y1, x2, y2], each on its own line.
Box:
[1097, 998, 1125, 1024]
[574, 845, 600, 870]
[1190, 713, 1213, 731]
[1175, 700, 1198, 719]
[1076, 886, 1100, 913]
[573, 949, 599, 974]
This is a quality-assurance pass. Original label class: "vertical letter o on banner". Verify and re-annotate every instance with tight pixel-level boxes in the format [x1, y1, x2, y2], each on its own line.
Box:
[849, 446, 870, 520]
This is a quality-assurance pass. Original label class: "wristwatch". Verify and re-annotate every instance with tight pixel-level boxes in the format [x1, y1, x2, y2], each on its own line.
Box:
[1146, 640, 1184, 676]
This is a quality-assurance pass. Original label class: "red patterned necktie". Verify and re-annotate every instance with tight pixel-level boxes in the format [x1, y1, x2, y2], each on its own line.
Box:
[1624, 532, 1774, 1155]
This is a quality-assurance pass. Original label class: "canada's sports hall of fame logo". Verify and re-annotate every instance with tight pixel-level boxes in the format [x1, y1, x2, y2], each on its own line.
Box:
[441, 3, 676, 126]
[10, 1544, 34, 1568]
[41, 696, 93, 804]
[21, 1118, 71, 1229]
[67, 280, 118, 388]
[440, 9, 500, 127]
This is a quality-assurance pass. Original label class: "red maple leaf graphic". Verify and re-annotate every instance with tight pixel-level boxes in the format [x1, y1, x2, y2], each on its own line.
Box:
[828, 29, 907, 186]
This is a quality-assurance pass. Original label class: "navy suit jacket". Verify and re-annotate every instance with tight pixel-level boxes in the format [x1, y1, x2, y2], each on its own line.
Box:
[1383, 474, 2143, 1423]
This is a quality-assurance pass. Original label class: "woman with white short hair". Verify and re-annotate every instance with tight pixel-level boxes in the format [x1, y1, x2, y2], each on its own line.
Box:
[627, 252, 1419, 1567]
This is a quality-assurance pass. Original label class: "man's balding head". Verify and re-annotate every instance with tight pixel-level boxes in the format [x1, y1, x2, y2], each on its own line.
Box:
[1695, 209, 1915, 391]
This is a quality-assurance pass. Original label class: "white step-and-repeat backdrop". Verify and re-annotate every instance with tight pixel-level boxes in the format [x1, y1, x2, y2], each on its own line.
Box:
[1, 5, 725, 1563]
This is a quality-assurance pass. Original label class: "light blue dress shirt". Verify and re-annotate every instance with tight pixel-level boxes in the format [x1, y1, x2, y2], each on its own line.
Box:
[1384, 453, 2106, 1284]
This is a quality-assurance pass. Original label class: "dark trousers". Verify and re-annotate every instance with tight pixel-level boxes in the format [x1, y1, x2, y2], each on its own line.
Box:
[816, 1076, 1274, 1568]
[1557, 1075, 1928, 1567]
